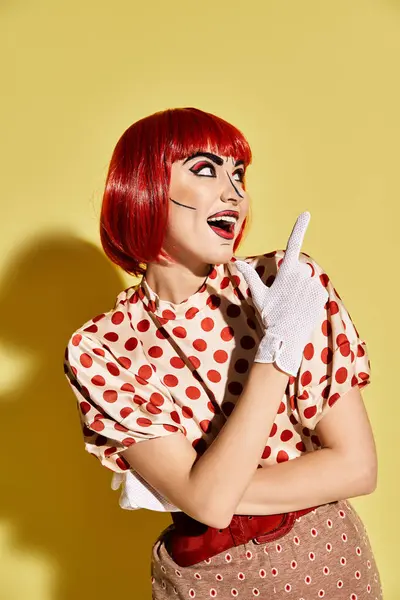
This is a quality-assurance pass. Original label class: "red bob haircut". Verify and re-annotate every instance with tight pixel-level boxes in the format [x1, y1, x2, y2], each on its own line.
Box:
[100, 107, 253, 277]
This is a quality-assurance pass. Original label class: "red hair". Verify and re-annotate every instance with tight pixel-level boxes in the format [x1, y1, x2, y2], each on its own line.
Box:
[100, 107, 253, 277]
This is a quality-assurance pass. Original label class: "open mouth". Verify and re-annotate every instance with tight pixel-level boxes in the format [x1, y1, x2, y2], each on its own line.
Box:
[206, 216, 237, 240]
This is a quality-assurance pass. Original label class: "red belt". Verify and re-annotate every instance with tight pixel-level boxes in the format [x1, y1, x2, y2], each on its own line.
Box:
[167, 505, 322, 567]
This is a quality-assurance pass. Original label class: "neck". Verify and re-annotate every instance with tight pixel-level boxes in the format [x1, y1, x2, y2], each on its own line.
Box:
[143, 261, 212, 305]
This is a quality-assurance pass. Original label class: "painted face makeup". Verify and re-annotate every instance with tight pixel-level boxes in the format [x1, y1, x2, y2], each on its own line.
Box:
[169, 152, 248, 244]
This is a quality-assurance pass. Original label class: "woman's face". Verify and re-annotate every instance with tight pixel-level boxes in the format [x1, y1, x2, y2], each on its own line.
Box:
[164, 151, 250, 268]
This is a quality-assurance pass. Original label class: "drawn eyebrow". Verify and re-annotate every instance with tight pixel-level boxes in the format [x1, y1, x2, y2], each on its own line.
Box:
[182, 152, 244, 168]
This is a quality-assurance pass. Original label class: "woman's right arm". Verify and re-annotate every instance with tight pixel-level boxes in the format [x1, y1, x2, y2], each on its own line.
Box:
[121, 362, 288, 528]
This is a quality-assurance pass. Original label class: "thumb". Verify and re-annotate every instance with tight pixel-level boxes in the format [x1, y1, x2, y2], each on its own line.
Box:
[234, 260, 268, 312]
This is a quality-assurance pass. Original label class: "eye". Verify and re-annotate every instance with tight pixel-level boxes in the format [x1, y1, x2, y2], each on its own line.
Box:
[233, 169, 245, 183]
[189, 161, 216, 177]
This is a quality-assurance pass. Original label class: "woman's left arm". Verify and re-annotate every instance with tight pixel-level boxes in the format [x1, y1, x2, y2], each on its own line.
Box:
[233, 384, 378, 516]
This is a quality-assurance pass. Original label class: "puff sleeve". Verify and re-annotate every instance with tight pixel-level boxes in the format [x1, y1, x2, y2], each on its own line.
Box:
[63, 331, 186, 474]
[293, 253, 371, 430]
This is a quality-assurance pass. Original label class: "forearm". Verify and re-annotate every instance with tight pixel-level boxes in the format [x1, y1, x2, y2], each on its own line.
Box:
[191, 362, 289, 529]
[233, 447, 376, 516]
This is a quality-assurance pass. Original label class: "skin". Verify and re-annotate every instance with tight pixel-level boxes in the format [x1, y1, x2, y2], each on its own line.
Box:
[143, 152, 250, 304]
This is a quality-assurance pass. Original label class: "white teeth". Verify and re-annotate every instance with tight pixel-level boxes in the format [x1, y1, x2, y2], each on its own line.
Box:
[207, 216, 237, 223]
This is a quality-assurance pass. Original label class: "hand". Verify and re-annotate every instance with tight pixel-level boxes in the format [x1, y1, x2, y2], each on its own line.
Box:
[235, 212, 329, 377]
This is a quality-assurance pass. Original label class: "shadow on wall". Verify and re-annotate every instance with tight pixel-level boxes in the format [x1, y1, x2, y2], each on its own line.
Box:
[0, 232, 170, 600]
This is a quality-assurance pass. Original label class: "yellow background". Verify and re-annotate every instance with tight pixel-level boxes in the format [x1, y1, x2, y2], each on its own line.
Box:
[1, 0, 398, 598]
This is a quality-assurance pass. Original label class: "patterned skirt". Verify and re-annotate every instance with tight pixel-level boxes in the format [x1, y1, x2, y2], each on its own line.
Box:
[151, 499, 383, 599]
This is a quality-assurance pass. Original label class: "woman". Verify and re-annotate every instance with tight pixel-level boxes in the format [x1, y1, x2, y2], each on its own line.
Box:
[63, 107, 383, 598]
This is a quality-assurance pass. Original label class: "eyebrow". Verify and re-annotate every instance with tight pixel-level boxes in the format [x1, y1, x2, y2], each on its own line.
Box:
[182, 152, 244, 168]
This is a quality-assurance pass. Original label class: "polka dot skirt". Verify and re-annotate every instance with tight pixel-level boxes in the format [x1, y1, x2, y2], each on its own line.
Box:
[150, 499, 383, 599]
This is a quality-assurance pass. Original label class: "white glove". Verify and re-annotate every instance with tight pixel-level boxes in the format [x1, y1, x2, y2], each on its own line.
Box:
[111, 470, 182, 512]
[235, 212, 329, 377]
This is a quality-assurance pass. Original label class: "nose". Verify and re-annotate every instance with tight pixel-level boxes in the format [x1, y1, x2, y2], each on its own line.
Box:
[220, 170, 245, 203]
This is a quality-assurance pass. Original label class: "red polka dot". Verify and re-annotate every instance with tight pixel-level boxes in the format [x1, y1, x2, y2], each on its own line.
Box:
[335, 367, 348, 384]
[207, 370, 221, 383]
[328, 393, 340, 407]
[227, 304, 240, 318]
[105, 362, 119, 376]
[137, 319, 151, 332]
[240, 336, 255, 349]
[228, 381, 243, 395]
[104, 446, 117, 456]
[221, 326, 234, 341]
[234, 358, 249, 373]
[303, 343, 315, 360]
[262, 445, 271, 459]
[122, 437, 135, 446]
[298, 388, 310, 401]
[321, 319, 332, 337]
[200, 419, 212, 433]
[117, 356, 131, 369]
[186, 386, 201, 399]
[137, 365, 152, 380]
[269, 423, 277, 437]
[329, 300, 339, 315]
[201, 317, 214, 332]
[170, 412, 181, 426]
[149, 346, 163, 358]
[111, 311, 124, 325]
[164, 374, 178, 387]
[277, 450, 289, 463]
[120, 407, 133, 418]
[186, 307, 199, 319]
[79, 401, 91, 415]
[172, 326, 187, 338]
[320, 273, 330, 287]
[93, 313, 106, 323]
[357, 343, 366, 357]
[104, 332, 118, 342]
[207, 295, 221, 310]
[281, 429, 293, 442]
[125, 337, 138, 351]
[277, 401, 285, 414]
[321, 346, 333, 364]
[156, 327, 170, 340]
[91, 419, 105, 432]
[103, 390, 118, 403]
[72, 334, 82, 346]
[214, 349, 228, 363]
[169, 357, 184, 369]
[136, 417, 152, 427]
[149, 392, 165, 407]
[80, 353, 93, 368]
[304, 405, 317, 419]
[220, 276, 230, 289]
[161, 310, 175, 320]
[91, 375, 105, 386]
[146, 401, 162, 415]
[193, 339, 207, 351]
[182, 406, 193, 418]
[188, 356, 201, 369]
[300, 370, 312, 386]
[121, 383, 135, 392]
[116, 456, 130, 470]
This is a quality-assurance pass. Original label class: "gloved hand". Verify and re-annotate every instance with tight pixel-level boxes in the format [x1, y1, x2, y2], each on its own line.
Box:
[235, 212, 329, 377]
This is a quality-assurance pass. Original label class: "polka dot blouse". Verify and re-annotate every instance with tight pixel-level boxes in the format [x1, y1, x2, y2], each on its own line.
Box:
[63, 249, 371, 492]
